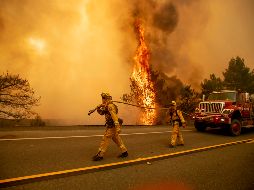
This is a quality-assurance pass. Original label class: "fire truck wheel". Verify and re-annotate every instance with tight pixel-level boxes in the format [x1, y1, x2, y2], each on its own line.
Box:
[194, 122, 207, 132]
[229, 119, 242, 136]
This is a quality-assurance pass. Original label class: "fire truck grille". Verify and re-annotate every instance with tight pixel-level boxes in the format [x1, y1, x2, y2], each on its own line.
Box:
[199, 102, 223, 113]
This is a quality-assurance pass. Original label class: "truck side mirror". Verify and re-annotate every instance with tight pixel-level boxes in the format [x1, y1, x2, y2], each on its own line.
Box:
[250, 94, 254, 102]
[202, 94, 205, 102]
[244, 93, 250, 103]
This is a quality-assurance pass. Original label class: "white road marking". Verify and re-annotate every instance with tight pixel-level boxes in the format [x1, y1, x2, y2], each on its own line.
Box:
[0, 138, 252, 187]
[0, 130, 192, 141]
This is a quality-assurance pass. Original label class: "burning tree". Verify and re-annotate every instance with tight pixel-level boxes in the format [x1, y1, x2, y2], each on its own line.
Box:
[122, 19, 200, 125]
[0, 72, 40, 119]
[127, 19, 156, 125]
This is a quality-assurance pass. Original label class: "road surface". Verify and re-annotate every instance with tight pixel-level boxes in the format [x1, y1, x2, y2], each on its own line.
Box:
[0, 125, 253, 189]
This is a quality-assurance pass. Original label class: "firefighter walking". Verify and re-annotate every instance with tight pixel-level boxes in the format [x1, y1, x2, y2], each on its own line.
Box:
[168, 101, 187, 147]
[91, 93, 128, 161]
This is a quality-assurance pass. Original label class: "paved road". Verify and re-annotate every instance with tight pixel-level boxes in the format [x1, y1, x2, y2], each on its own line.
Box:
[0, 125, 254, 190]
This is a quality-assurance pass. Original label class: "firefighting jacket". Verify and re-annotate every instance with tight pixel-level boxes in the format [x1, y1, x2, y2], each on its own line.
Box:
[170, 110, 185, 126]
[97, 103, 122, 127]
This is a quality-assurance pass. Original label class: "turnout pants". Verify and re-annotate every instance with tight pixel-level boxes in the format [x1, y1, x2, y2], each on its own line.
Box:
[171, 122, 184, 146]
[98, 125, 127, 157]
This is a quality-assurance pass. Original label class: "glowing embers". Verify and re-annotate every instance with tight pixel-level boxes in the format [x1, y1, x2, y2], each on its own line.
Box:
[131, 19, 156, 125]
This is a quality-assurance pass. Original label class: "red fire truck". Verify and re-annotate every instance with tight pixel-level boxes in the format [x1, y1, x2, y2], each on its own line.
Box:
[194, 90, 254, 136]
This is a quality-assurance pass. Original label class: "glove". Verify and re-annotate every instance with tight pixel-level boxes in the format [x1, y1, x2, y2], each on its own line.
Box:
[97, 105, 106, 115]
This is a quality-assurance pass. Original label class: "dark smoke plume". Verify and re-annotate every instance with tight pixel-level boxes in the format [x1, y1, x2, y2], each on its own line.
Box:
[128, 0, 179, 73]
[153, 2, 178, 33]
[124, 0, 182, 108]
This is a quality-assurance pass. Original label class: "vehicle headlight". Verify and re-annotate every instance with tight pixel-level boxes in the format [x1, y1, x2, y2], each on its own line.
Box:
[222, 109, 234, 114]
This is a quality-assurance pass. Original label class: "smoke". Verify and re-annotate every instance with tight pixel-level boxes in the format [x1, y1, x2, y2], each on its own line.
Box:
[1, 0, 254, 124]
[153, 3, 178, 33]
[123, 0, 254, 89]
[117, 0, 209, 90]
[124, 0, 180, 72]
[0, 0, 133, 124]
[112, 0, 210, 89]
[149, 1, 179, 73]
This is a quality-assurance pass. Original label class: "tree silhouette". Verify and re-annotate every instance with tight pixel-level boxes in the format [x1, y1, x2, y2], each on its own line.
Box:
[178, 85, 200, 114]
[223, 56, 254, 93]
[201, 74, 223, 97]
[201, 56, 254, 96]
[0, 72, 40, 119]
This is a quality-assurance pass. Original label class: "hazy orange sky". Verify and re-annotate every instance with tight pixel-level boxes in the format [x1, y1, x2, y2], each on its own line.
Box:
[0, 0, 253, 124]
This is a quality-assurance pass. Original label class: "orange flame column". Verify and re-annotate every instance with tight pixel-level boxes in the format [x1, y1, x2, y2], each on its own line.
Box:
[131, 19, 156, 125]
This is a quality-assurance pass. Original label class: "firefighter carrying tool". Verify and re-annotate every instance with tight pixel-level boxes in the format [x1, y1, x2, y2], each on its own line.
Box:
[88, 93, 128, 161]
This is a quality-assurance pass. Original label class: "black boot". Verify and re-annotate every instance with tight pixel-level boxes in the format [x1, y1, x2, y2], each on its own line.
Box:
[118, 151, 128, 158]
[92, 152, 103, 161]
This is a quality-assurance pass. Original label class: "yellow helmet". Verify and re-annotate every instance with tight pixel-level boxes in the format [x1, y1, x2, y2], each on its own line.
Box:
[171, 100, 177, 106]
[101, 92, 112, 100]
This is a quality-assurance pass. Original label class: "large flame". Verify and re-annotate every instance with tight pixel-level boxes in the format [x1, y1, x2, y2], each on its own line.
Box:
[131, 19, 156, 125]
